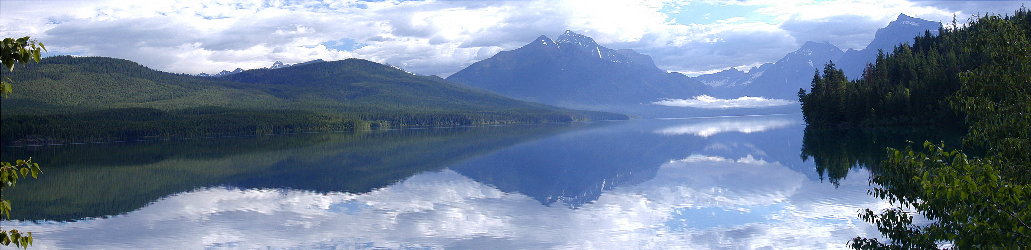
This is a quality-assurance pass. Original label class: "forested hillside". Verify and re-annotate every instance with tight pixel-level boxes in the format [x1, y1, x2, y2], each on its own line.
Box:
[1, 56, 624, 143]
[222, 58, 616, 121]
[1, 56, 283, 114]
[798, 11, 1026, 127]
[799, 9, 1030, 248]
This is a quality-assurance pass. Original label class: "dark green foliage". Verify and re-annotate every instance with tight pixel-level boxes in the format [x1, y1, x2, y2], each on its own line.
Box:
[952, 13, 1031, 180]
[798, 19, 970, 127]
[1, 56, 626, 143]
[0, 56, 288, 114]
[1, 36, 46, 99]
[850, 143, 1031, 249]
[812, 8, 1031, 249]
[0, 35, 46, 249]
[1, 37, 45, 72]
[1, 107, 363, 144]
[0, 159, 40, 248]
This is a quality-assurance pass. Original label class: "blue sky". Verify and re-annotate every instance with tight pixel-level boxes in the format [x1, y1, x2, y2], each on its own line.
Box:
[0, 0, 1026, 76]
[662, 2, 770, 25]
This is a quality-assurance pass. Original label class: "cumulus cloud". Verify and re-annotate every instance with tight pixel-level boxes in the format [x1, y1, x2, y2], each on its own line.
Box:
[653, 95, 796, 109]
[0, 0, 1019, 76]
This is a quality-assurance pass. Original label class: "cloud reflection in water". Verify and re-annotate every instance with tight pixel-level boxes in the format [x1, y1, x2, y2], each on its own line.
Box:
[653, 95, 796, 109]
[654, 116, 797, 137]
[11, 154, 887, 249]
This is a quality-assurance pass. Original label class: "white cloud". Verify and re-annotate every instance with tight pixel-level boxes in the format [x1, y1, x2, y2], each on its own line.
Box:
[0, 0, 1022, 76]
[8, 155, 889, 249]
[653, 116, 797, 137]
[654, 95, 796, 109]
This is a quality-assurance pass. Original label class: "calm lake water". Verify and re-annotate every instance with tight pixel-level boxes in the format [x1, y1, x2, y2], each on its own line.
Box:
[1, 113, 959, 249]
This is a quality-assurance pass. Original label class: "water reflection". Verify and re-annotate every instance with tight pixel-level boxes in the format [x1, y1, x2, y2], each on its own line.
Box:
[4, 114, 900, 249]
[1, 125, 575, 221]
[799, 126, 963, 185]
[8, 165, 886, 249]
[654, 116, 797, 137]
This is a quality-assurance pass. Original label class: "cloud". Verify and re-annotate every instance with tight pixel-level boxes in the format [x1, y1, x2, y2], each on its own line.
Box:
[653, 116, 797, 137]
[909, 1, 1029, 19]
[9, 155, 889, 249]
[780, 14, 886, 50]
[653, 95, 796, 109]
[0, 0, 1021, 76]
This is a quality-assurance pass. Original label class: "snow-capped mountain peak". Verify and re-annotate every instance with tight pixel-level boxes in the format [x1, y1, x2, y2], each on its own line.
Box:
[896, 13, 925, 26]
[270, 61, 286, 69]
[207, 68, 244, 77]
[445, 31, 707, 108]
[533, 35, 556, 46]
[556, 30, 600, 49]
[792, 41, 842, 56]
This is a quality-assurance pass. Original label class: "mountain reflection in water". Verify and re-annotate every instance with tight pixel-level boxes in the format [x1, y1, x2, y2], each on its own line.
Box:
[4, 114, 901, 249]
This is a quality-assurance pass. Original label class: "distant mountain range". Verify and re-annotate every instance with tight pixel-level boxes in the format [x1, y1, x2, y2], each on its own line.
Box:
[198, 59, 327, 77]
[11, 13, 940, 131]
[698, 14, 942, 99]
[443, 14, 940, 113]
[446, 30, 708, 111]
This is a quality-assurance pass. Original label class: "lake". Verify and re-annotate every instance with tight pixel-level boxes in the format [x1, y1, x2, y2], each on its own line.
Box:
[0, 113, 960, 249]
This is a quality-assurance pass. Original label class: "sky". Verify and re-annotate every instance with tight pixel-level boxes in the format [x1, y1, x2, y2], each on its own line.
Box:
[0, 0, 1026, 77]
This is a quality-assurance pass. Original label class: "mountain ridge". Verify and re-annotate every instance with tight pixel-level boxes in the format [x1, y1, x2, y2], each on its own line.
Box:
[1, 56, 625, 142]
[696, 13, 942, 99]
[446, 30, 707, 112]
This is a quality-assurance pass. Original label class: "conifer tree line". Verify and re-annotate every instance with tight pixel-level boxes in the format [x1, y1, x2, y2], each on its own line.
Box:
[800, 23, 969, 127]
[800, 8, 1030, 248]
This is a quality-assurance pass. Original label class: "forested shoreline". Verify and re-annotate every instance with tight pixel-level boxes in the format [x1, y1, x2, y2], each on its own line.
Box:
[0, 106, 603, 145]
[0, 56, 626, 144]
[800, 8, 1030, 248]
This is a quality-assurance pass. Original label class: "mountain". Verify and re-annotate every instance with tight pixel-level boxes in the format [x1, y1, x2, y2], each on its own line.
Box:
[270, 60, 286, 69]
[199, 59, 325, 77]
[292, 59, 325, 67]
[696, 14, 942, 99]
[222, 58, 610, 115]
[2, 57, 276, 114]
[837, 14, 942, 79]
[210, 68, 243, 77]
[737, 41, 844, 99]
[694, 67, 750, 88]
[265, 59, 326, 70]
[446, 30, 708, 111]
[1, 56, 623, 142]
